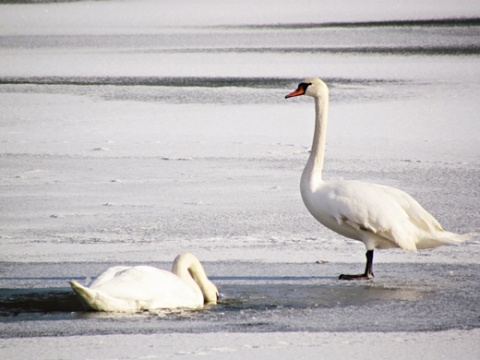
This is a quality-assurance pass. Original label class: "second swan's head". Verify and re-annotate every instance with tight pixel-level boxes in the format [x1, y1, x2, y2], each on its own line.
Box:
[285, 78, 329, 99]
[203, 279, 219, 304]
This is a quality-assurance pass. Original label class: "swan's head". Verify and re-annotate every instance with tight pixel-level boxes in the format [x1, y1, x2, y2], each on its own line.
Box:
[203, 279, 219, 304]
[285, 78, 329, 99]
[173, 252, 219, 304]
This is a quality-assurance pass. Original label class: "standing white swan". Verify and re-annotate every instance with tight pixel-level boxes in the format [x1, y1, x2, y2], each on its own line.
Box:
[285, 78, 470, 280]
[69, 253, 218, 312]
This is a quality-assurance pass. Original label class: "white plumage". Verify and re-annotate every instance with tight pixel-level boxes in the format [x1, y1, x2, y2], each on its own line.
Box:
[70, 253, 218, 312]
[286, 78, 469, 279]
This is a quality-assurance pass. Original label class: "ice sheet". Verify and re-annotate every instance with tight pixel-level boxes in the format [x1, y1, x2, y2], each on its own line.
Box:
[1, 1, 479, 359]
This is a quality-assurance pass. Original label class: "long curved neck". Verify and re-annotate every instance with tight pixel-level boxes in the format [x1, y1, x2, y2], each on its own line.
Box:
[302, 96, 328, 188]
[172, 254, 209, 301]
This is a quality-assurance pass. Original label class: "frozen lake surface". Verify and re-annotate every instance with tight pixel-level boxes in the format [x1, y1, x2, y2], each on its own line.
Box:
[1, 261, 480, 337]
[1, 0, 480, 359]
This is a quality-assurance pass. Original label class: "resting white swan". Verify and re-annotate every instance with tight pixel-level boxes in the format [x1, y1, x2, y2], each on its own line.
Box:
[69, 253, 218, 312]
[285, 78, 470, 280]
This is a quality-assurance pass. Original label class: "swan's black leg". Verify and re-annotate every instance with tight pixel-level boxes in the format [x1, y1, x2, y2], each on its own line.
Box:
[339, 250, 374, 280]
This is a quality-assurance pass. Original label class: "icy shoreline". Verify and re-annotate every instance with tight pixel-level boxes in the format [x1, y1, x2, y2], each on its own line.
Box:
[1, 329, 479, 360]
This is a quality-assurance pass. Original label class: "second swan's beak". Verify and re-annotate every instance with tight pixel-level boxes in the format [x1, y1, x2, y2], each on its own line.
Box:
[285, 86, 306, 99]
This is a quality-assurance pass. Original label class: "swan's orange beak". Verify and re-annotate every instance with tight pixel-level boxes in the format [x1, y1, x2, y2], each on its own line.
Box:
[285, 86, 305, 99]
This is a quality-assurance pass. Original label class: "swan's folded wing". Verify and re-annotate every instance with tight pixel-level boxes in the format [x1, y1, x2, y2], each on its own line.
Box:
[382, 185, 443, 233]
[89, 266, 131, 288]
[89, 266, 200, 308]
[91, 267, 175, 298]
[324, 181, 440, 251]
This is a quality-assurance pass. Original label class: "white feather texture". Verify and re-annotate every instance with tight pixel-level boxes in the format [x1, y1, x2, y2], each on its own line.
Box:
[70, 253, 218, 312]
[302, 178, 469, 252]
[286, 78, 470, 278]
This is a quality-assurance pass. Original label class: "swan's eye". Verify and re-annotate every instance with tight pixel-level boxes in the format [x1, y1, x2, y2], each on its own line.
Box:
[299, 82, 312, 90]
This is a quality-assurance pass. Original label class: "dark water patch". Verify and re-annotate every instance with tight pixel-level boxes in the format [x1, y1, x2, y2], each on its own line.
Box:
[0, 76, 292, 88]
[3, 25, 479, 56]
[227, 17, 480, 30]
[107, 45, 480, 56]
[0, 76, 410, 105]
[255, 45, 480, 56]
[217, 282, 431, 311]
[155, 46, 480, 56]
[0, 281, 425, 316]
[0, 76, 401, 88]
[0, 288, 83, 315]
[0, 34, 179, 49]
[0, 262, 478, 336]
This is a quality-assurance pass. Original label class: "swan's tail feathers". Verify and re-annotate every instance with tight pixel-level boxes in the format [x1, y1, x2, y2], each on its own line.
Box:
[69, 280, 136, 312]
[69, 280, 102, 311]
[436, 231, 471, 244]
[417, 231, 471, 250]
